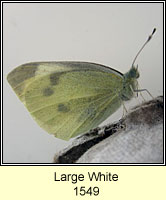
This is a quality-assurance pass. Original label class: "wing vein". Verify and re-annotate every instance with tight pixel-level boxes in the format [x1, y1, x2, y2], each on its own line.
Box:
[53, 93, 112, 136]
[29, 91, 112, 114]
[69, 91, 120, 137]
[40, 92, 112, 127]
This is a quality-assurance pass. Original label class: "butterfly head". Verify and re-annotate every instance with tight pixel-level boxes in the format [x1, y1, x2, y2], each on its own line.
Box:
[124, 66, 139, 80]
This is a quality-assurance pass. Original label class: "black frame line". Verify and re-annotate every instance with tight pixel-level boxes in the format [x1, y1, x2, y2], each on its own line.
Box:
[1, 1, 165, 166]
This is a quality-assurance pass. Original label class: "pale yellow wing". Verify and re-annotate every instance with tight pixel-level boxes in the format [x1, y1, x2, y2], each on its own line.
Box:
[25, 70, 123, 140]
[7, 62, 122, 102]
[7, 62, 123, 140]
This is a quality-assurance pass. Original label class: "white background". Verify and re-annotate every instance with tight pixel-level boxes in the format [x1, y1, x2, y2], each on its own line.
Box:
[3, 3, 163, 163]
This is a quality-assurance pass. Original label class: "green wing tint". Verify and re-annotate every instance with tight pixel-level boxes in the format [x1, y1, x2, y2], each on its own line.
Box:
[25, 70, 123, 140]
[8, 62, 124, 140]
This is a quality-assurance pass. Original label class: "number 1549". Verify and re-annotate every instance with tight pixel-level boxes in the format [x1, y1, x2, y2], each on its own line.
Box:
[74, 186, 99, 196]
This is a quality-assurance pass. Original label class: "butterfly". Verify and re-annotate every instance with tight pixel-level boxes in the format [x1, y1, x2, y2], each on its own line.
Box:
[7, 28, 156, 141]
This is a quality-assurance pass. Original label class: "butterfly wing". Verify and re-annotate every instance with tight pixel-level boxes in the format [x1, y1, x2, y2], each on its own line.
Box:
[7, 62, 82, 103]
[7, 62, 123, 140]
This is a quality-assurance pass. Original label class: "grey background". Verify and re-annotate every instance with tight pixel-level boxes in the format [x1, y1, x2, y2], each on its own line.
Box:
[3, 3, 163, 163]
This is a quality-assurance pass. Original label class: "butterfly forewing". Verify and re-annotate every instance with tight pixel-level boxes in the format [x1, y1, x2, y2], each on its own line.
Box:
[23, 65, 123, 140]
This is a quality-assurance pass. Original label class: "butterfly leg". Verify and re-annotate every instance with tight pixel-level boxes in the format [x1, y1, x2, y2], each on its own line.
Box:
[134, 88, 154, 99]
[129, 84, 141, 105]
[132, 81, 146, 102]
[133, 78, 153, 99]
[122, 101, 128, 117]
[139, 91, 146, 102]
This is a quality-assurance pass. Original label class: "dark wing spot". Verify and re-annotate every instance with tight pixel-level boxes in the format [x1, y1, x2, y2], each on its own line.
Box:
[58, 103, 70, 113]
[43, 87, 54, 96]
[50, 72, 64, 85]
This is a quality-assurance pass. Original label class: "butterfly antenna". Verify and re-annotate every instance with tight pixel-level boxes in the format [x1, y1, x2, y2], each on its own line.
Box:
[132, 28, 156, 68]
